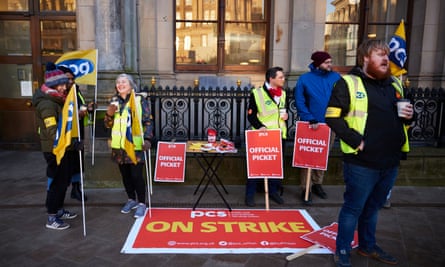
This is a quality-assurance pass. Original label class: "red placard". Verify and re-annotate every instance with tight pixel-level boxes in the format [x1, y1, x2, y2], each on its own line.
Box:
[300, 222, 358, 253]
[245, 129, 283, 179]
[292, 121, 331, 170]
[154, 142, 186, 182]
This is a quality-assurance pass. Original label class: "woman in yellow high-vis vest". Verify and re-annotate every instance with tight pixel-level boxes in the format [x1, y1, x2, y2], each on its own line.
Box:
[104, 74, 153, 219]
[325, 40, 414, 267]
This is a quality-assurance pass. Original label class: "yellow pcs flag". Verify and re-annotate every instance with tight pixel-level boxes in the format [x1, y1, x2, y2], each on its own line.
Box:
[123, 90, 143, 164]
[55, 49, 98, 85]
[53, 85, 79, 165]
[389, 20, 408, 76]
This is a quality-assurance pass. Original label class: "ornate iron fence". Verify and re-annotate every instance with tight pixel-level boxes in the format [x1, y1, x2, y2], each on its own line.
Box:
[141, 84, 445, 147]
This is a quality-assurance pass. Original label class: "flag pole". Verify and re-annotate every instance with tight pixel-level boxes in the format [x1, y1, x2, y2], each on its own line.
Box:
[133, 90, 152, 218]
[73, 85, 87, 237]
[91, 49, 98, 166]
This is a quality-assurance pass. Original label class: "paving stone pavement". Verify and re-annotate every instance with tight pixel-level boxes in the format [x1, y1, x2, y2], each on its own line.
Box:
[1, 150, 444, 267]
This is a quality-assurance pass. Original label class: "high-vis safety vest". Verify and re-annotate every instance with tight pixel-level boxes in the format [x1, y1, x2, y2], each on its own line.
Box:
[77, 91, 89, 126]
[252, 87, 287, 139]
[340, 75, 410, 154]
[111, 95, 143, 150]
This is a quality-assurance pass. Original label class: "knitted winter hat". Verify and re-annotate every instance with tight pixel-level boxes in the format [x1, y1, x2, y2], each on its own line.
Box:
[311, 51, 331, 68]
[44, 62, 68, 88]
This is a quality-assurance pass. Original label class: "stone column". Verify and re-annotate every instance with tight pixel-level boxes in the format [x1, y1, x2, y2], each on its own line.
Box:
[289, 0, 326, 75]
[95, 0, 123, 70]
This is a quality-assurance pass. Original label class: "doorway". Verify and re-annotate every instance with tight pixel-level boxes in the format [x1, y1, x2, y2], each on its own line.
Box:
[0, 0, 77, 149]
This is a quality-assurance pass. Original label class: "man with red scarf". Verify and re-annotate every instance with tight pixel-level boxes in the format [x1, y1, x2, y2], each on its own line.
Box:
[245, 66, 288, 207]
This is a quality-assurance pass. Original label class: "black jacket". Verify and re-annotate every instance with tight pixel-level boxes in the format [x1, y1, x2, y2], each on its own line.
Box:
[325, 66, 410, 169]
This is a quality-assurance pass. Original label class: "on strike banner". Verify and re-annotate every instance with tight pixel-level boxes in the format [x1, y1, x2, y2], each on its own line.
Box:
[301, 222, 358, 253]
[121, 208, 331, 254]
[245, 129, 283, 178]
[154, 142, 187, 182]
[292, 121, 331, 170]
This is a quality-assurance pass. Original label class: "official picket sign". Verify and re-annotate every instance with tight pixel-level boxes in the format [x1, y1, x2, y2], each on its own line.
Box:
[245, 129, 283, 178]
[154, 142, 187, 182]
[300, 222, 358, 253]
[292, 121, 331, 170]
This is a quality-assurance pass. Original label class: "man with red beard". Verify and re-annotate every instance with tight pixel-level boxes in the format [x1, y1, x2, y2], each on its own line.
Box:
[325, 39, 414, 267]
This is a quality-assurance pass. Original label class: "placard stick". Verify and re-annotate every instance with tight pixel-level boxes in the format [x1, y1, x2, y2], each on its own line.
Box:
[264, 177, 269, 210]
[286, 244, 320, 261]
[305, 168, 312, 201]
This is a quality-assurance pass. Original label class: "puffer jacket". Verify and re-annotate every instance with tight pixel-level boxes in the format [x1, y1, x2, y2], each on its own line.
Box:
[32, 85, 65, 152]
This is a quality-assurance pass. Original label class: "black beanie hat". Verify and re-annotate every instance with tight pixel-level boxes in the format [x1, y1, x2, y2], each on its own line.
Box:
[311, 51, 332, 68]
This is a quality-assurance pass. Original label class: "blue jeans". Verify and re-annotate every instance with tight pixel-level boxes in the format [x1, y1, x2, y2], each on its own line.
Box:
[336, 162, 398, 253]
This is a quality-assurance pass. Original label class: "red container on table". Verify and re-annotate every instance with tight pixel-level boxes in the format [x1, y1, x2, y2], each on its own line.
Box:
[207, 128, 217, 143]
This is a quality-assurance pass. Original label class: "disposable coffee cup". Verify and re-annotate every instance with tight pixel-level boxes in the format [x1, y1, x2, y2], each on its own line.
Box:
[111, 101, 119, 111]
[397, 99, 410, 118]
[279, 108, 286, 119]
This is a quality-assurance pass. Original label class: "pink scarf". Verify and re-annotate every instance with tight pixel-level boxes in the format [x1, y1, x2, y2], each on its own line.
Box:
[41, 84, 67, 102]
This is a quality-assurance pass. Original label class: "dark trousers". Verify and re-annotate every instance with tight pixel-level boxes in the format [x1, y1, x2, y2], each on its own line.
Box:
[118, 163, 146, 203]
[44, 151, 73, 214]
[245, 178, 282, 198]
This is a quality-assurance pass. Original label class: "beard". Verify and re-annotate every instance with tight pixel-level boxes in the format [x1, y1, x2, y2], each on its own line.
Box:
[365, 60, 391, 80]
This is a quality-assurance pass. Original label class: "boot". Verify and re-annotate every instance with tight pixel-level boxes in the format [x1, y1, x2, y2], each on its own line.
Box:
[71, 182, 87, 202]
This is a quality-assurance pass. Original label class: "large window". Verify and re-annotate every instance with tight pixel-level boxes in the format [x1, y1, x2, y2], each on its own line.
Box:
[175, 0, 270, 73]
[325, 0, 411, 67]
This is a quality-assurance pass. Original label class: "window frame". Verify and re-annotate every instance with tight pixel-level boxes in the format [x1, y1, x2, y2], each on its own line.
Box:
[325, 0, 413, 70]
[174, 0, 271, 74]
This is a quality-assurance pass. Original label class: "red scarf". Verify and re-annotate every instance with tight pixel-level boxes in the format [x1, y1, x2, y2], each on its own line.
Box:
[269, 87, 282, 97]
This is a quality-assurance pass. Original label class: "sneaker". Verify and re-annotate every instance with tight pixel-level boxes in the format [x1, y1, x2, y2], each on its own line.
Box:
[269, 192, 284, 204]
[383, 199, 391, 209]
[121, 199, 138, 214]
[357, 245, 398, 265]
[134, 203, 146, 218]
[46, 216, 70, 230]
[301, 190, 312, 206]
[245, 196, 255, 207]
[312, 184, 327, 199]
[56, 209, 77, 220]
[334, 249, 352, 267]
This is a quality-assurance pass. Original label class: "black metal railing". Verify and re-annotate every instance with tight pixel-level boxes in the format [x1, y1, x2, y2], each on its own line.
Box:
[138, 84, 445, 147]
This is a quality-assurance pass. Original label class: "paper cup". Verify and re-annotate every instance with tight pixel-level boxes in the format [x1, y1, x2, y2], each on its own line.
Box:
[111, 101, 119, 111]
[279, 108, 286, 119]
[397, 99, 410, 118]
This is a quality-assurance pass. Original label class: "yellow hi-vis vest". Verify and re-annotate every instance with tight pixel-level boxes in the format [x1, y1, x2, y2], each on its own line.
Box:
[77, 91, 89, 126]
[252, 87, 287, 139]
[111, 95, 143, 150]
[341, 75, 410, 154]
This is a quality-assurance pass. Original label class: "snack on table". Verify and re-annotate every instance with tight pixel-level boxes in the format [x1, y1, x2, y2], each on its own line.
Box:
[216, 138, 237, 153]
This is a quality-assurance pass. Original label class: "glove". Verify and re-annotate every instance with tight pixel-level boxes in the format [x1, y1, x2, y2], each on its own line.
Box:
[73, 140, 84, 151]
[309, 119, 318, 125]
[143, 140, 151, 151]
[309, 120, 319, 130]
